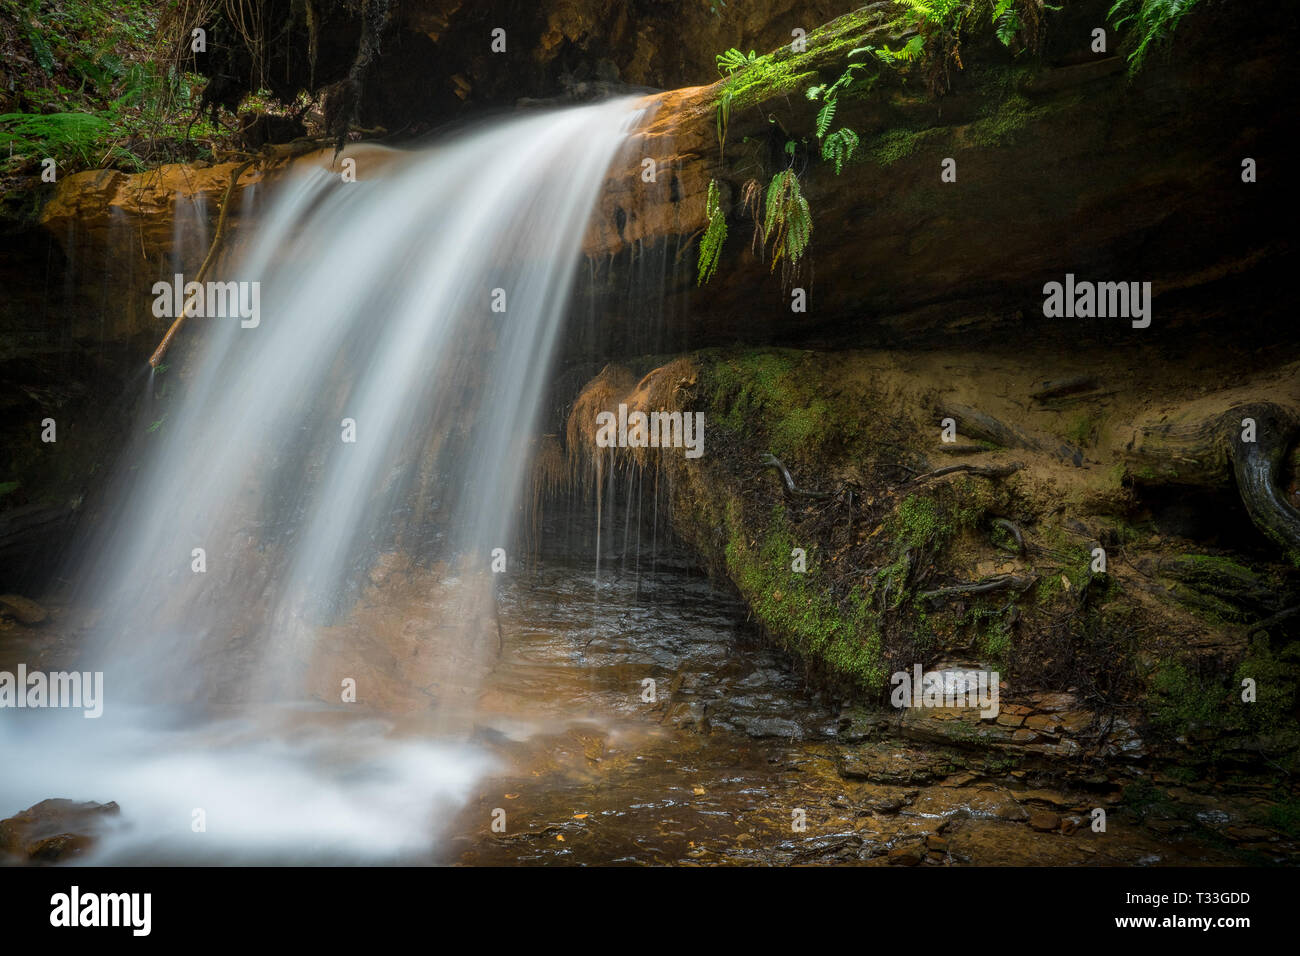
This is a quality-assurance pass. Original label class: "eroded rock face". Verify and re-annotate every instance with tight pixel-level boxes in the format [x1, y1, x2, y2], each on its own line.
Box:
[576, 0, 1300, 353]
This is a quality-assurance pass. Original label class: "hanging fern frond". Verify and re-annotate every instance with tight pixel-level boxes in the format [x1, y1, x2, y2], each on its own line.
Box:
[821, 127, 860, 175]
[1109, 0, 1202, 73]
[814, 98, 837, 139]
[740, 177, 764, 258]
[697, 179, 728, 286]
[763, 169, 812, 285]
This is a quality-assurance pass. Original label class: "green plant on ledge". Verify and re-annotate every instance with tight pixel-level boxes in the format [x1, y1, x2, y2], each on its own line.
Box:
[697, 178, 728, 285]
[1108, 0, 1203, 73]
[713, 47, 758, 158]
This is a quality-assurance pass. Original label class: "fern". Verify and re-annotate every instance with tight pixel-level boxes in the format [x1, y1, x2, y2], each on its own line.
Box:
[715, 48, 757, 76]
[821, 127, 860, 175]
[1108, 0, 1202, 72]
[697, 179, 728, 286]
[0, 112, 110, 164]
[815, 99, 837, 139]
[763, 169, 812, 282]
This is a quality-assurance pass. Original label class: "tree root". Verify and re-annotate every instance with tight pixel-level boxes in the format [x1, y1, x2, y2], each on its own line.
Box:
[1228, 403, 1300, 561]
[918, 574, 1036, 603]
[911, 461, 1023, 483]
[1127, 401, 1300, 560]
[760, 453, 833, 499]
[991, 517, 1025, 554]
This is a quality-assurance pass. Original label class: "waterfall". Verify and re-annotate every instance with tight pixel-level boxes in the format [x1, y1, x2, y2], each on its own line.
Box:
[0, 97, 646, 862]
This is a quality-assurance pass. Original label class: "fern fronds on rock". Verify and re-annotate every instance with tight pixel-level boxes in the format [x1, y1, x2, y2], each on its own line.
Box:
[697, 178, 728, 286]
[763, 169, 811, 286]
[821, 127, 860, 174]
[1108, 0, 1201, 72]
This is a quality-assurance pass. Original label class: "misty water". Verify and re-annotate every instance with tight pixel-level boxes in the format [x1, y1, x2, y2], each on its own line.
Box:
[1, 98, 654, 863]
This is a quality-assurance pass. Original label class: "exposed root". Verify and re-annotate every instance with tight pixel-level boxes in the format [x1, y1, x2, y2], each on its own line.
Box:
[992, 516, 1025, 554]
[918, 574, 1037, 604]
[911, 461, 1023, 483]
[760, 453, 833, 499]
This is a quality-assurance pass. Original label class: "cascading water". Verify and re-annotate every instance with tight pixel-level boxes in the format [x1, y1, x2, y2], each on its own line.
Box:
[0, 97, 646, 862]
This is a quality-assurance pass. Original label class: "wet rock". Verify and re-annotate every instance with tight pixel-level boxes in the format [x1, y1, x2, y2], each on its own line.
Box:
[910, 787, 1028, 823]
[835, 742, 947, 785]
[1057, 709, 1094, 735]
[1029, 810, 1062, 832]
[0, 594, 47, 624]
[0, 799, 120, 863]
[887, 843, 926, 866]
[740, 716, 803, 739]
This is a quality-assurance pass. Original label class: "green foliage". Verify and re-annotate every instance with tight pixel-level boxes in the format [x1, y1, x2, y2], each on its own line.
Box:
[1108, 0, 1202, 72]
[713, 48, 758, 157]
[762, 169, 811, 281]
[820, 127, 859, 175]
[715, 48, 758, 75]
[708, 351, 833, 461]
[804, 47, 872, 175]
[697, 179, 728, 286]
[0, 111, 109, 164]
[724, 502, 887, 689]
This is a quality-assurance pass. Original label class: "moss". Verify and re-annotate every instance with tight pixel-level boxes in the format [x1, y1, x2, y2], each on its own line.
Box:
[714, 7, 888, 111]
[1257, 799, 1300, 840]
[723, 502, 887, 690]
[706, 349, 857, 462]
[893, 494, 952, 548]
[1063, 412, 1102, 447]
[1146, 640, 1300, 772]
[1234, 638, 1300, 738]
[865, 125, 948, 166]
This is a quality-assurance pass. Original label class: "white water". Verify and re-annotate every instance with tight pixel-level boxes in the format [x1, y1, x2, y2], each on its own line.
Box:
[0, 97, 645, 863]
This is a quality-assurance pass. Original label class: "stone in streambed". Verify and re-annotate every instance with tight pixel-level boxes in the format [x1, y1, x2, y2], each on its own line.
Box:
[1028, 810, 1062, 832]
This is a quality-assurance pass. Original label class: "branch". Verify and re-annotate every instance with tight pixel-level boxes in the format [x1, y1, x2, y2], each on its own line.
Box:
[148, 158, 257, 368]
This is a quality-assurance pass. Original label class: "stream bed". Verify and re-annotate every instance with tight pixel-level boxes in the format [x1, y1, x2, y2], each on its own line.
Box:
[440, 557, 1243, 866]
